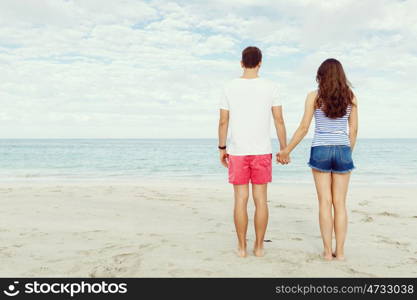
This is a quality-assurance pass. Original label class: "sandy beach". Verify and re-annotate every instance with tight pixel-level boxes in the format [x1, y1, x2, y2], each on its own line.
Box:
[0, 180, 416, 277]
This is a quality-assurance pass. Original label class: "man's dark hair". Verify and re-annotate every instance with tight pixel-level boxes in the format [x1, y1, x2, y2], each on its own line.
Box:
[241, 46, 262, 68]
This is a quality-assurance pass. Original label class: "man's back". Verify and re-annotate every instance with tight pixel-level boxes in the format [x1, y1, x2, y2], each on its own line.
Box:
[220, 77, 281, 155]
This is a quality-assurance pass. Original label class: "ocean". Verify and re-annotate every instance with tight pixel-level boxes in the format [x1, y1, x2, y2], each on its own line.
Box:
[0, 139, 416, 185]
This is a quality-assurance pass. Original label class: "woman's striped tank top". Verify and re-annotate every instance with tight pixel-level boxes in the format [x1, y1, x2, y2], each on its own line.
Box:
[311, 105, 351, 147]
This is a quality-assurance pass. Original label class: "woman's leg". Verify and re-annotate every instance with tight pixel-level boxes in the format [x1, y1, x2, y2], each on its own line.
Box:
[312, 169, 333, 260]
[331, 172, 351, 260]
[233, 184, 249, 257]
[252, 183, 268, 257]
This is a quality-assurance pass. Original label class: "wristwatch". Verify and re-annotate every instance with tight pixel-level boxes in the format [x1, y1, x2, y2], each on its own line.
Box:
[218, 145, 227, 150]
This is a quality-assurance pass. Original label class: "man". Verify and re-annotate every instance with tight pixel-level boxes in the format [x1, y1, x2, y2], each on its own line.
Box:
[218, 46, 288, 257]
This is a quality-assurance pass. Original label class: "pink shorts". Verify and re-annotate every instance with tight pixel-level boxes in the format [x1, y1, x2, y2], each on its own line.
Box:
[227, 154, 272, 185]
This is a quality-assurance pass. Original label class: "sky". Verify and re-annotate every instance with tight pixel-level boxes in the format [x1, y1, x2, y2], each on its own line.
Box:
[1, 0, 416, 138]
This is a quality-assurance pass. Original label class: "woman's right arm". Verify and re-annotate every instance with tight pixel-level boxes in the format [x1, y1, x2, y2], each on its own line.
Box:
[348, 96, 358, 151]
[278, 91, 316, 163]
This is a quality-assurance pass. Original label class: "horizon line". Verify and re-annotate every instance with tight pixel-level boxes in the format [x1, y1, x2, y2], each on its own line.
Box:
[1, 137, 416, 140]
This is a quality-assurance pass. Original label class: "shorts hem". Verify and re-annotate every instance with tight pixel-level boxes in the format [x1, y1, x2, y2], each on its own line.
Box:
[229, 181, 249, 185]
[308, 163, 355, 174]
[308, 163, 331, 173]
[251, 180, 272, 185]
[228, 180, 272, 185]
[332, 167, 355, 174]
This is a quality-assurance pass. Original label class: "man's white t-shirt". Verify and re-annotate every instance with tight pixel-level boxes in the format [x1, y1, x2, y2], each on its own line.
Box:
[219, 77, 282, 156]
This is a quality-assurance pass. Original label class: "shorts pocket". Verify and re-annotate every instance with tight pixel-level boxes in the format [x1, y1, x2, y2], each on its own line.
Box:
[339, 147, 353, 164]
[311, 146, 330, 162]
[257, 154, 272, 168]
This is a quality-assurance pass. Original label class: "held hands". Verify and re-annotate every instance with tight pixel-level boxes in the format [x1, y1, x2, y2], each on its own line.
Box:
[219, 149, 229, 168]
[276, 150, 291, 165]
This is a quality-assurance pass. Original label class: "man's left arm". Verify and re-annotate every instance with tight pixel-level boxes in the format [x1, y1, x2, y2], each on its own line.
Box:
[218, 109, 229, 167]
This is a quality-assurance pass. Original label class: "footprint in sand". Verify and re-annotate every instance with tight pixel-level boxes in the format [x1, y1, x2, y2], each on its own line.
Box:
[351, 209, 367, 215]
[90, 252, 141, 277]
[377, 195, 394, 199]
[378, 211, 399, 217]
[275, 204, 286, 208]
[361, 216, 374, 223]
[305, 253, 322, 263]
[358, 200, 369, 206]
[291, 237, 303, 241]
[409, 257, 417, 264]
[377, 236, 410, 248]
[345, 267, 375, 277]
[89, 266, 115, 277]
[138, 243, 152, 249]
[149, 233, 161, 237]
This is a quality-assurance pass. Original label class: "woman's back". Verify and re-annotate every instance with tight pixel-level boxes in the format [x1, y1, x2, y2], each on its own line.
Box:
[312, 105, 351, 147]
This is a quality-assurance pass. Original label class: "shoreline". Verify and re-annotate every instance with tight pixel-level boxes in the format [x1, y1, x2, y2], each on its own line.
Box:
[0, 176, 416, 188]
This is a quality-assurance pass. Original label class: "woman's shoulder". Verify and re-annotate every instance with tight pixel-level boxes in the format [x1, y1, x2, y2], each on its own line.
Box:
[351, 93, 358, 105]
[306, 90, 318, 105]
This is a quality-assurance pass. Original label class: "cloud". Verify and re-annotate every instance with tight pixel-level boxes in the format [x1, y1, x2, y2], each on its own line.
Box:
[0, 0, 416, 138]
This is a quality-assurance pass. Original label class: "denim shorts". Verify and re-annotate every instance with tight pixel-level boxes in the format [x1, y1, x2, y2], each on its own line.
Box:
[308, 145, 355, 173]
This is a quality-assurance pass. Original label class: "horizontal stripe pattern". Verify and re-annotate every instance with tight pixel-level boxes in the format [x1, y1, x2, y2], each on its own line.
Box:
[312, 106, 351, 147]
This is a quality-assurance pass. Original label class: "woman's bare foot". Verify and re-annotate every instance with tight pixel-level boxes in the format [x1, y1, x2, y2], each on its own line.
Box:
[334, 247, 345, 260]
[323, 251, 333, 261]
[236, 248, 247, 258]
[253, 247, 264, 257]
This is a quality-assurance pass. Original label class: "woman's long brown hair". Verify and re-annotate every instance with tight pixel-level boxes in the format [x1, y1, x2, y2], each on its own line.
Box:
[316, 58, 354, 118]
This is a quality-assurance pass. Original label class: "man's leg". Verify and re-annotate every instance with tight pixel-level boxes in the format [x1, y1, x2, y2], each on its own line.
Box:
[252, 183, 268, 257]
[233, 184, 249, 257]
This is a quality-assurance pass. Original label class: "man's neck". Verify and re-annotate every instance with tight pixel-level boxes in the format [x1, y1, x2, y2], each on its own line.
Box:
[241, 68, 259, 79]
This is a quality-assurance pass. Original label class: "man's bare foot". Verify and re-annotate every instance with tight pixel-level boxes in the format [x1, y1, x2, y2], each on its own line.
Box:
[253, 247, 264, 257]
[236, 248, 247, 258]
[323, 251, 333, 261]
[334, 253, 345, 261]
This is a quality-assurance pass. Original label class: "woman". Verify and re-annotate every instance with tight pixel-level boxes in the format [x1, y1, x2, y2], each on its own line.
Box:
[278, 58, 358, 260]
